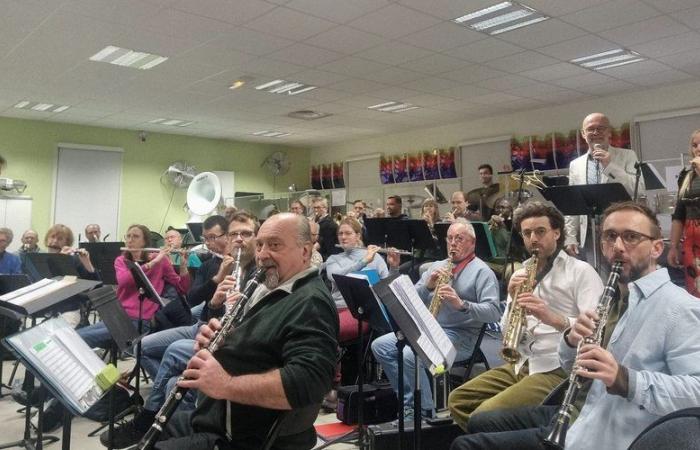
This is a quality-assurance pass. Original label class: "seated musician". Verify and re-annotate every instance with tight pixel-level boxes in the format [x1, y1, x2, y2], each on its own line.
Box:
[444, 191, 481, 222]
[451, 202, 700, 450]
[0, 228, 21, 274]
[77, 224, 190, 349]
[19, 229, 41, 253]
[138, 213, 338, 450]
[371, 220, 501, 419]
[448, 202, 603, 430]
[102, 214, 258, 448]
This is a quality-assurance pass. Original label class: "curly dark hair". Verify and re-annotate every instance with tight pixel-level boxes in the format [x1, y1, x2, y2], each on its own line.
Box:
[513, 201, 565, 249]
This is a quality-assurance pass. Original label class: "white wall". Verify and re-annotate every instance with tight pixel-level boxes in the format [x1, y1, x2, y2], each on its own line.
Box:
[310, 79, 700, 164]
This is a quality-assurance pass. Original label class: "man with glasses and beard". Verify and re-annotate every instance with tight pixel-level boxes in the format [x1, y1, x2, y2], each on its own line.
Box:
[136, 213, 338, 450]
[448, 202, 603, 431]
[450, 202, 700, 450]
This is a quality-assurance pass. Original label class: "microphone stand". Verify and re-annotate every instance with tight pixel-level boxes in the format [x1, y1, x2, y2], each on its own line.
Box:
[633, 161, 643, 202]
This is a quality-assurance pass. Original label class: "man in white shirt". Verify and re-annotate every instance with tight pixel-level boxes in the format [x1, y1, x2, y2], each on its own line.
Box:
[564, 113, 642, 261]
[448, 202, 603, 431]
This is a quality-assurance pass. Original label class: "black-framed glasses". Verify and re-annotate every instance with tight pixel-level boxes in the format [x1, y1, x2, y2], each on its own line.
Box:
[227, 230, 254, 240]
[520, 227, 551, 239]
[601, 229, 656, 247]
[203, 233, 227, 242]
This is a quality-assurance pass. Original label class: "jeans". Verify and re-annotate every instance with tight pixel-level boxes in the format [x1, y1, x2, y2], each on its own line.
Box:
[371, 328, 475, 413]
[144, 339, 196, 412]
[77, 319, 150, 350]
[141, 323, 199, 379]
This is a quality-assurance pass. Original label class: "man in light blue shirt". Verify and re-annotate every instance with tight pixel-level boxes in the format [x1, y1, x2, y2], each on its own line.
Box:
[450, 201, 700, 450]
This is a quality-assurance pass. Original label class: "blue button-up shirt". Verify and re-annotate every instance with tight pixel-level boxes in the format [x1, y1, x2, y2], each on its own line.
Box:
[560, 268, 700, 450]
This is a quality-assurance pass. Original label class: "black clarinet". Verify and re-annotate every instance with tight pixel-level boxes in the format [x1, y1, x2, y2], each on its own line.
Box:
[138, 268, 266, 450]
[543, 261, 622, 449]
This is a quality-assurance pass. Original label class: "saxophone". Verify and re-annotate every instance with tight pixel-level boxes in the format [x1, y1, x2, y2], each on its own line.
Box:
[429, 251, 455, 317]
[500, 249, 539, 363]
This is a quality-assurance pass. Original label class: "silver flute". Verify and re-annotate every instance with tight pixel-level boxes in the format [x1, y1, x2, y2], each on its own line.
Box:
[334, 244, 412, 255]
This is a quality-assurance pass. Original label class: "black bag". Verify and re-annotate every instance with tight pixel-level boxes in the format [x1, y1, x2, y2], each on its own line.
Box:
[151, 290, 193, 333]
[83, 385, 133, 422]
[337, 383, 398, 425]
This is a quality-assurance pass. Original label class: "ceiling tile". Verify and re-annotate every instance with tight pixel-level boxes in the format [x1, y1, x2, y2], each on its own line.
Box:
[303, 25, 384, 54]
[318, 56, 391, 77]
[598, 15, 690, 46]
[448, 38, 524, 63]
[496, 19, 589, 50]
[360, 67, 426, 84]
[597, 60, 671, 78]
[475, 75, 539, 91]
[355, 41, 433, 65]
[401, 93, 458, 106]
[470, 92, 524, 104]
[209, 28, 295, 56]
[484, 51, 560, 74]
[630, 32, 700, 58]
[396, 0, 500, 21]
[658, 48, 700, 70]
[560, 0, 660, 33]
[398, 22, 484, 52]
[401, 76, 466, 93]
[519, 62, 590, 82]
[646, 0, 700, 13]
[286, 69, 349, 87]
[573, 79, 638, 95]
[363, 86, 424, 101]
[398, 53, 470, 75]
[285, 0, 391, 23]
[267, 43, 344, 67]
[146, 7, 237, 43]
[623, 69, 694, 86]
[435, 84, 494, 100]
[169, 0, 275, 25]
[548, 71, 615, 89]
[326, 78, 391, 95]
[61, 0, 162, 29]
[242, 56, 307, 77]
[521, 0, 610, 16]
[440, 65, 507, 83]
[245, 6, 336, 41]
[537, 34, 619, 60]
[346, 3, 441, 39]
[671, 5, 700, 30]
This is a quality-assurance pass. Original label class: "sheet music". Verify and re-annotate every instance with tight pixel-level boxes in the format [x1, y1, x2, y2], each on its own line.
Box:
[389, 275, 457, 373]
[0, 278, 55, 301]
[0, 276, 77, 307]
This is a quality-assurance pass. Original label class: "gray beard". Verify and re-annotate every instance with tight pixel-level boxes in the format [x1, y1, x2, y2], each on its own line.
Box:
[263, 269, 280, 289]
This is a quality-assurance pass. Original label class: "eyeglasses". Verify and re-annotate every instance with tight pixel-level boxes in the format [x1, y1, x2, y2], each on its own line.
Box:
[227, 230, 254, 240]
[203, 233, 227, 242]
[583, 126, 609, 135]
[446, 235, 468, 244]
[520, 227, 550, 239]
[601, 229, 656, 247]
[124, 234, 142, 240]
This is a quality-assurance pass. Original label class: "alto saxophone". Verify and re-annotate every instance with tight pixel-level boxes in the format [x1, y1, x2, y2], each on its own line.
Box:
[429, 251, 455, 317]
[500, 249, 539, 363]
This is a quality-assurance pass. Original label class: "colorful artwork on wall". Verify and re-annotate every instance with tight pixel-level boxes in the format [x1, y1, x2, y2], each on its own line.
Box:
[423, 150, 439, 180]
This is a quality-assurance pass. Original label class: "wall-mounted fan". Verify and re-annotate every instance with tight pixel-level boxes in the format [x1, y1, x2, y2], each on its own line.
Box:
[261, 151, 290, 177]
[162, 161, 196, 188]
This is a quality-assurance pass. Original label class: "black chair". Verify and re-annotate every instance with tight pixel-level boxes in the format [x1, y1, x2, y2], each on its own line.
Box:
[627, 407, 700, 450]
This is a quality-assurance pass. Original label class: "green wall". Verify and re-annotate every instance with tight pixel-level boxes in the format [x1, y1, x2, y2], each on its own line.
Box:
[0, 116, 310, 240]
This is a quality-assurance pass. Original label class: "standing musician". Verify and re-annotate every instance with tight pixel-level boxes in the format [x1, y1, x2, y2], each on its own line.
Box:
[102, 213, 259, 449]
[371, 220, 500, 419]
[77, 224, 190, 349]
[564, 112, 642, 262]
[142, 213, 338, 450]
[312, 197, 340, 261]
[450, 202, 700, 450]
[448, 202, 603, 431]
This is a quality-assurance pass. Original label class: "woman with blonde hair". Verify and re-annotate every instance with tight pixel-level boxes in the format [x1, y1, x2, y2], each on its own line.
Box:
[669, 129, 700, 297]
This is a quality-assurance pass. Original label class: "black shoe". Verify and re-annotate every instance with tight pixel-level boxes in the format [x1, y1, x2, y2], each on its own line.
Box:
[100, 409, 156, 449]
[30, 399, 64, 433]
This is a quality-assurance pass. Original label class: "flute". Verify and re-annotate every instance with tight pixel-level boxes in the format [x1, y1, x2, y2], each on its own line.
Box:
[119, 247, 225, 258]
[334, 244, 412, 256]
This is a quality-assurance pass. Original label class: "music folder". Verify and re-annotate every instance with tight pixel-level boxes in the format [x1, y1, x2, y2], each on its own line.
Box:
[372, 274, 456, 375]
[3, 317, 118, 416]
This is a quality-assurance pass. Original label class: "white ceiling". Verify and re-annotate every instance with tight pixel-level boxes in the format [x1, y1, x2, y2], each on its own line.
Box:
[2, 0, 700, 146]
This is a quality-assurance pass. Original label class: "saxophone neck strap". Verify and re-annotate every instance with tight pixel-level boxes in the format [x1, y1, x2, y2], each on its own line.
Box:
[451, 253, 475, 277]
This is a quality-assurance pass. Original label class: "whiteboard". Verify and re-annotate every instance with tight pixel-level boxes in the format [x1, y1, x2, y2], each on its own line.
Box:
[53, 145, 122, 243]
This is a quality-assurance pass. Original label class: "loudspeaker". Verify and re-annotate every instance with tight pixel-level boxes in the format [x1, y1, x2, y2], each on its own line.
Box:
[368, 420, 463, 450]
[337, 383, 398, 425]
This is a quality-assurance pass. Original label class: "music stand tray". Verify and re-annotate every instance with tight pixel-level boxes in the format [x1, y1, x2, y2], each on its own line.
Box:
[79, 242, 125, 285]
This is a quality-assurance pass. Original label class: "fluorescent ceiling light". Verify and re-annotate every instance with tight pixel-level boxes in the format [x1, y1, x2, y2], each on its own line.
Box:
[453, 2, 548, 35]
[255, 79, 316, 96]
[14, 101, 70, 113]
[252, 130, 291, 137]
[148, 118, 194, 127]
[89, 45, 168, 70]
[368, 101, 420, 113]
[570, 48, 645, 71]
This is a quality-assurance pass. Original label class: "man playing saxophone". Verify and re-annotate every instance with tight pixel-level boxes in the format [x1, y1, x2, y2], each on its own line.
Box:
[371, 220, 501, 420]
[448, 202, 603, 431]
[450, 202, 700, 450]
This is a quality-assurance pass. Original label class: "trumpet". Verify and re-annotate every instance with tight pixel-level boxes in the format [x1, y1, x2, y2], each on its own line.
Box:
[334, 244, 412, 256]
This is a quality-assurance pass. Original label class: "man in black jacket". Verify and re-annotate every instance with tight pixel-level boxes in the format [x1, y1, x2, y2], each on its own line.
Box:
[312, 197, 340, 261]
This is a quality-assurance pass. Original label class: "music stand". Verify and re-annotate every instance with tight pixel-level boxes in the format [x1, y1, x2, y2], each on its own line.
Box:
[542, 183, 631, 270]
[23, 253, 79, 282]
[0, 275, 30, 397]
[79, 242, 124, 285]
[633, 162, 665, 201]
[0, 277, 100, 450]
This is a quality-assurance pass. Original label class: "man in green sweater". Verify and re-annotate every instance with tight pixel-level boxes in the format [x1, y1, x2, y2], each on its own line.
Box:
[147, 213, 339, 450]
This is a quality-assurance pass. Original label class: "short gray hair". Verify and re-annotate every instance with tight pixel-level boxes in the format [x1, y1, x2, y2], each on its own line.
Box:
[0, 227, 13, 243]
[449, 219, 475, 240]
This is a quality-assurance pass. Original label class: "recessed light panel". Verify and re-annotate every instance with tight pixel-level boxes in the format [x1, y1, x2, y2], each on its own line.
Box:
[571, 49, 645, 70]
[368, 101, 419, 113]
[252, 130, 292, 137]
[148, 118, 194, 127]
[90, 45, 168, 70]
[255, 79, 317, 96]
[14, 101, 70, 113]
[453, 2, 548, 35]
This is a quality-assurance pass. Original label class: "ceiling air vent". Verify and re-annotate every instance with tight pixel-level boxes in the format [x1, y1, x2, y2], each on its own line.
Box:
[287, 110, 332, 120]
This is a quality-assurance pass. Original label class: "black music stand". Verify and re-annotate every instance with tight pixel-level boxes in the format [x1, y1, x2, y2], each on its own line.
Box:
[23, 253, 79, 282]
[0, 275, 31, 397]
[0, 277, 101, 450]
[633, 162, 665, 201]
[87, 286, 142, 449]
[79, 242, 124, 285]
[317, 274, 394, 450]
[542, 183, 630, 270]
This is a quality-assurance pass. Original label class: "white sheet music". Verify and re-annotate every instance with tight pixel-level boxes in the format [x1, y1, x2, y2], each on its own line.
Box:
[389, 275, 457, 373]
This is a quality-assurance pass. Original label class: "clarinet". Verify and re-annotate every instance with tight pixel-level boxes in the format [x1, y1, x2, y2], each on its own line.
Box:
[138, 268, 266, 450]
[543, 261, 623, 449]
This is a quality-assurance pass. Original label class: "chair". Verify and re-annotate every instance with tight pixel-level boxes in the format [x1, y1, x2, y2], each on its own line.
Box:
[627, 407, 700, 450]
[262, 403, 322, 450]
